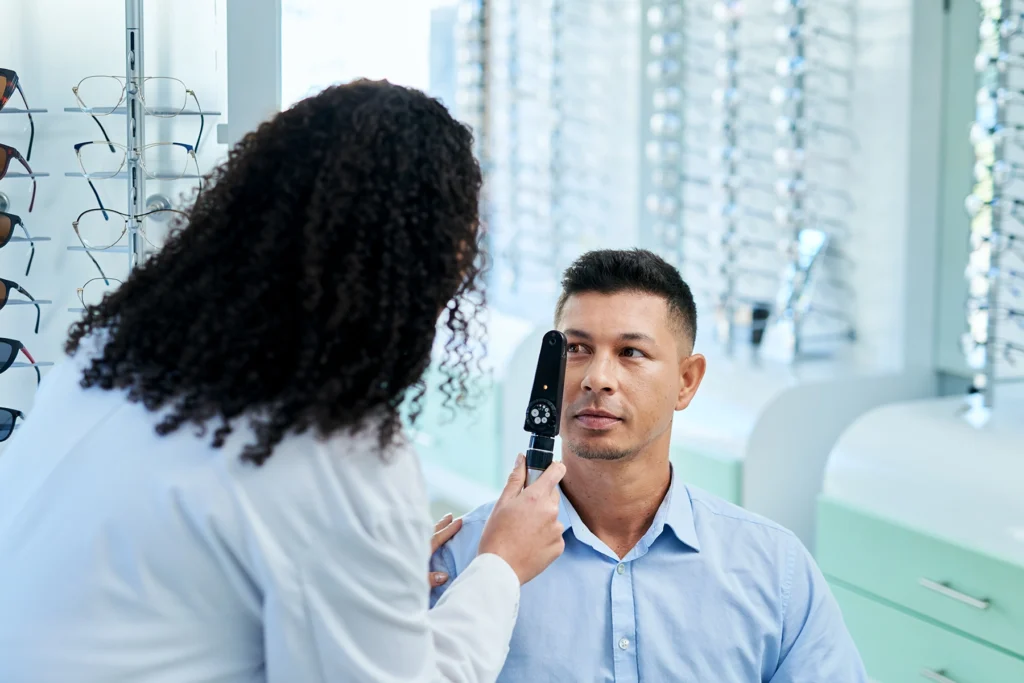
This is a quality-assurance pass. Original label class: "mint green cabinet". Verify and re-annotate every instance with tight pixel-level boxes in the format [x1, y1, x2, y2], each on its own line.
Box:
[831, 582, 1024, 682]
[817, 497, 1024, 681]
[671, 446, 743, 505]
[818, 498, 1024, 656]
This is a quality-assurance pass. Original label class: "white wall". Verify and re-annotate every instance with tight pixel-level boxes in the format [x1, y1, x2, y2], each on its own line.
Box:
[843, 0, 945, 373]
[0, 0, 228, 448]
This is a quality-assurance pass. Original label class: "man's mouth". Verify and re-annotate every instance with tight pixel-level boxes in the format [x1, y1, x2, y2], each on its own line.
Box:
[574, 409, 621, 430]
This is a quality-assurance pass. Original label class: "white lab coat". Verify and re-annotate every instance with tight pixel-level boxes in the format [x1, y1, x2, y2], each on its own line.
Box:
[0, 347, 519, 683]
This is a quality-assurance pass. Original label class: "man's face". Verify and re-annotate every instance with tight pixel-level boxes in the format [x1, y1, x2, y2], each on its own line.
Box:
[557, 291, 706, 462]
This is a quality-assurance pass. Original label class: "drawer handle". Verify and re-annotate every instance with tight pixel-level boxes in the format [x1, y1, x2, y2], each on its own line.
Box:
[920, 669, 959, 683]
[918, 578, 991, 610]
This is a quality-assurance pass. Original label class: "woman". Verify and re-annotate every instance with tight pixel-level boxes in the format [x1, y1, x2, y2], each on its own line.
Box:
[0, 80, 565, 682]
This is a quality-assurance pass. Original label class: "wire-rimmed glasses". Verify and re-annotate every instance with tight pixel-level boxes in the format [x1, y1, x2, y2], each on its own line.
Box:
[72, 207, 188, 280]
[0, 68, 35, 161]
[77, 277, 124, 309]
[0, 277, 42, 334]
[0, 211, 39, 276]
[73, 141, 201, 215]
[0, 143, 36, 212]
[0, 406, 23, 442]
[73, 141, 199, 181]
[73, 207, 188, 250]
[72, 75, 205, 151]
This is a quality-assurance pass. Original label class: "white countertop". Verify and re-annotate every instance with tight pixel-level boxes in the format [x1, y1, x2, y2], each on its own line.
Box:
[823, 386, 1024, 566]
[671, 343, 907, 461]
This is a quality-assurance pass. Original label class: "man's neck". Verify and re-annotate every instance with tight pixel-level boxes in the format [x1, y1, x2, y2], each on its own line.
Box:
[559, 444, 672, 560]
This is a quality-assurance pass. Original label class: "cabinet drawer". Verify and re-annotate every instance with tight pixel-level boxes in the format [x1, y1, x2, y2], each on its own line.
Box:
[672, 447, 742, 505]
[832, 582, 1024, 683]
[818, 498, 1024, 656]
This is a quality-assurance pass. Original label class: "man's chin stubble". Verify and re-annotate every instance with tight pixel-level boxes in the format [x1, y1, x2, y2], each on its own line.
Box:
[566, 441, 635, 462]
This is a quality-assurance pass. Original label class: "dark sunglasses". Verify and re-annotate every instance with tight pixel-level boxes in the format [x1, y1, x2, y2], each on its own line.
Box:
[0, 406, 23, 442]
[0, 68, 34, 161]
[0, 277, 42, 334]
[0, 337, 48, 385]
[0, 143, 36, 212]
[0, 211, 45, 276]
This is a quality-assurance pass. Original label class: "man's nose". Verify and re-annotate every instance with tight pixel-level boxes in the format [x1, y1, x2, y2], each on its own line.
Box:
[581, 355, 616, 394]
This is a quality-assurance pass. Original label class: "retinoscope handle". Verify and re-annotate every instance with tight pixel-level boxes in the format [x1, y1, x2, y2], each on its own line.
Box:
[524, 434, 555, 488]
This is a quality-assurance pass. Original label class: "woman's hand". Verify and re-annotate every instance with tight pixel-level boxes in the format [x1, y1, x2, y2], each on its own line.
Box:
[429, 513, 463, 588]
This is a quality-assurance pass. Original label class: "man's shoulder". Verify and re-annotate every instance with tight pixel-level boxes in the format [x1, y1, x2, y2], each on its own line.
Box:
[437, 499, 497, 569]
[684, 484, 798, 546]
[460, 499, 497, 528]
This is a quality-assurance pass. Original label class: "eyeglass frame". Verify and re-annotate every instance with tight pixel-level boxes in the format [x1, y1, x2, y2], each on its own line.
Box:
[0, 276, 42, 334]
[72, 207, 189, 281]
[0, 336, 44, 385]
[0, 68, 35, 162]
[72, 75, 205, 152]
[0, 142, 36, 212]
[77, 276, 125, 310]
[0, 211, 38, 276]
[0, 406, 23, 442]
[73, 141, 202, 217]
[73, 140, 200, 181]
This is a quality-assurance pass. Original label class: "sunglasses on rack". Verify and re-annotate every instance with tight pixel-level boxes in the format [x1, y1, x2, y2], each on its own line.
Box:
[0, 211, 40, 276]
[0, 337, 47, 385]
[0, 277, 42, 334]
[0, 143, 36, 212]
[0, 68, 35, 161]
[72, 75, 205, 152]
[0, 406, 23, 442]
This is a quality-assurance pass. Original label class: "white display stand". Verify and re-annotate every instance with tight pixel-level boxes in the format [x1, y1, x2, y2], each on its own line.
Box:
[822, 385, 1024, 566]
[672, 340, 935, 551]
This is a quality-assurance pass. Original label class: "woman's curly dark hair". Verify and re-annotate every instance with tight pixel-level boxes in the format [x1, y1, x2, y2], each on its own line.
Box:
[66, 80, 486, 465]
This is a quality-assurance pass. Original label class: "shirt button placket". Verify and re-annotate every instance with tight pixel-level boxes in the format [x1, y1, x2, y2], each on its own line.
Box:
[610, 561, 638, 682]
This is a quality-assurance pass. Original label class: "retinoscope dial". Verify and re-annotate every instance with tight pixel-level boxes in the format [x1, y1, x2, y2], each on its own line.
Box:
[525, 398, 558, 437]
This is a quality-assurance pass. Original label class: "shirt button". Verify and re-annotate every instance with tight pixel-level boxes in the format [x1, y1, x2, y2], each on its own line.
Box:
[616, 563, 626, 575]
[618, 637, 630, 650]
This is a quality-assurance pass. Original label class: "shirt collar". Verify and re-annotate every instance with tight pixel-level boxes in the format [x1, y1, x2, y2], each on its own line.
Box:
[555, 465, 701, 555]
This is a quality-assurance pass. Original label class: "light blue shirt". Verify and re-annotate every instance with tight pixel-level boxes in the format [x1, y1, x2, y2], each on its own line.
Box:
[431, 469, 867, 682]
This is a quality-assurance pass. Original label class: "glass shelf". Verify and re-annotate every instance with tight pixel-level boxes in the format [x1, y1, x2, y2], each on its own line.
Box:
[4, 172, 50, 178]
[64, 107, 220, 117]
[6, 299, 53, 306]
[65, 172, 201, 180]
[67, 308, 85, 314]
[0, 108, 48, 114]
[67, 245, 131, 254]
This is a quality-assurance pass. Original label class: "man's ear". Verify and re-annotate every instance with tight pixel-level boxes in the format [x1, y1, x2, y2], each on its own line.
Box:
[676, 353, 707, 411]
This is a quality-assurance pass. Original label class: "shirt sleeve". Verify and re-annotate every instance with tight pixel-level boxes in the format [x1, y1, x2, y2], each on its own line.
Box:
[429, 543, 457, 608]
[263, 508, 519, 683]
[768, 536, 868, 683]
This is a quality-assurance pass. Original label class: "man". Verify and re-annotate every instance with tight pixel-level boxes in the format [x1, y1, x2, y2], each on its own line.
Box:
[431, 249, 867, 682]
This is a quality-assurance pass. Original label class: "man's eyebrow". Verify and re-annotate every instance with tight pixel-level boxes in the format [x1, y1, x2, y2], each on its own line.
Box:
[563, 329, 657, 344]
[563, 328, 593, 341]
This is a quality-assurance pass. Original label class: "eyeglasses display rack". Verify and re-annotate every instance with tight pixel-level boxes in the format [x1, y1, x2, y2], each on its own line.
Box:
[484, 0, 638, 320]
[62, 0, 220, 293]
[965, 0, 1024, 410]
[761, 0, 856, 362]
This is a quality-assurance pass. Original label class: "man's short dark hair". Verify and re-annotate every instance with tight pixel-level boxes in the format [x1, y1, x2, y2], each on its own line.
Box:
[555, 249, 697, 346]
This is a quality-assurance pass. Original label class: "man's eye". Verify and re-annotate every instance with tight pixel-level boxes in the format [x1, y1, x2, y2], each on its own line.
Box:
[567, 343, 581, 353]
[622, 347, 646, 358]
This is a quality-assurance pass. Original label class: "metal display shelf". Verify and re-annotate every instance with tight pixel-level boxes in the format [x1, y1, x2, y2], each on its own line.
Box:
[64, 107, 219, 116]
